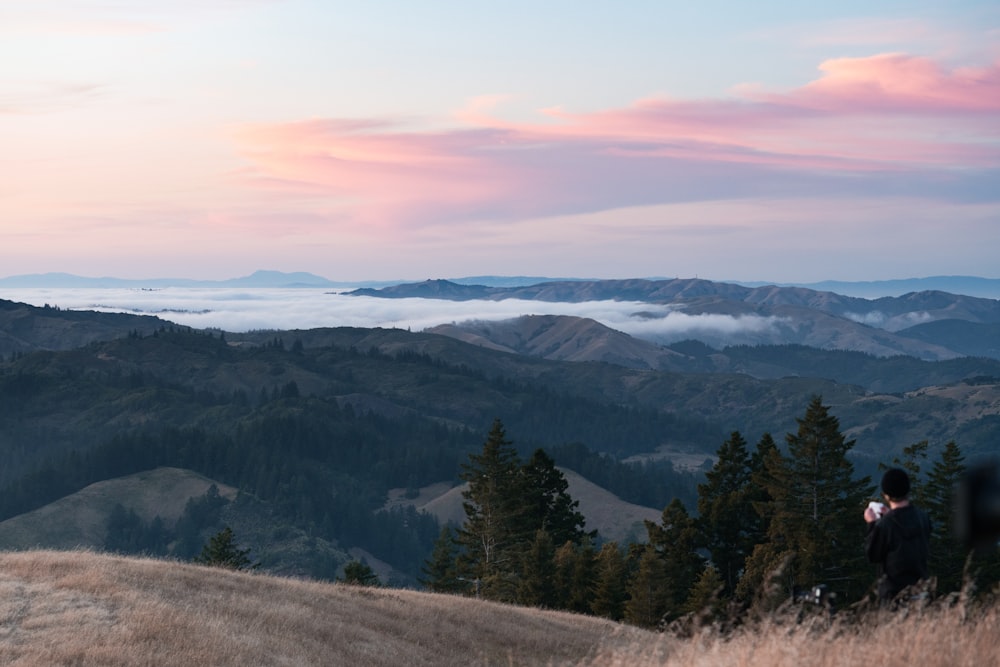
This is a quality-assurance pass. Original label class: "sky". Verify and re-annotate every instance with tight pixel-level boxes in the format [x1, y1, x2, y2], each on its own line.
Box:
[2, 1, 999, 283]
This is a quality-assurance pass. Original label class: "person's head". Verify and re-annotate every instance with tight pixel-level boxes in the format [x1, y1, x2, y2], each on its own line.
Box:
[881, 468, 911, 502]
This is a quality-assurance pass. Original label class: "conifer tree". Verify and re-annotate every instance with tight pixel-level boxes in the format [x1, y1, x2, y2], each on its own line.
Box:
[421, 526, 465, 593]
[743, 397, 872, 603]
[923, 440, 966, 594]
[339, 559, 380, 586]
[746, 432, 778, 553]
[734, 432, 787, 604]
[552, 539, 596, 613]
[591, 542, 628, 621]
[682, 564, 726, 621]
[624, 545, 672, 629]
[455, 419, 524, 600]
[521, 448, 591, 547]
[194, 526, 258, 571]
[697, 430, 755, 596]
[517, 529, 558, 608]
[643, 498, 704, 620]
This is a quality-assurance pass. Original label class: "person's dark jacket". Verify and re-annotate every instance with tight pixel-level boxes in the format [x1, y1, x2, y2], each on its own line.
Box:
[865, 504, 931, 601]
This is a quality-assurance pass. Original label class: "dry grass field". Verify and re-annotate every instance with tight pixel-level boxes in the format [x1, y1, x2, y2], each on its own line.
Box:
[1, 549, 998, 667]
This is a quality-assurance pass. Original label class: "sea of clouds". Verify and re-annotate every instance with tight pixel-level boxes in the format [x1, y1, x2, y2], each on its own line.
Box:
[1, 287, 787, 342]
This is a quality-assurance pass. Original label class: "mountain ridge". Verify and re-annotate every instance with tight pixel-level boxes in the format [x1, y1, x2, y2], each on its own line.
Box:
[4, 271, 1000, 297]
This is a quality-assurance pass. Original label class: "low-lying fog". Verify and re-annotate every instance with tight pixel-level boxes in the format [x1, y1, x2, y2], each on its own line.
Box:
[2, 287, 787, 342]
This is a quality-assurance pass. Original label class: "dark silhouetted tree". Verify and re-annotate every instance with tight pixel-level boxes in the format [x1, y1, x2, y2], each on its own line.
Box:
[742, 397, 872, 603]
[697, 430, 755, 597]
[194, 526, 258, 571]
[339, 559, 380, 586]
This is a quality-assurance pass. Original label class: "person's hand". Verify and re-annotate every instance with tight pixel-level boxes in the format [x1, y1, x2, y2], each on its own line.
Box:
[865, 501, 886, 523]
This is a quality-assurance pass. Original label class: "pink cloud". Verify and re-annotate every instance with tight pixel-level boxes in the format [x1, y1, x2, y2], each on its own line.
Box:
[230, 53, 999, 232]
[750, 53, 1000, 114]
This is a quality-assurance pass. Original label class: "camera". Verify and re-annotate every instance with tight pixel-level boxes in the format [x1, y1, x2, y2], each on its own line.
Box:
[868, 501, 887, 518]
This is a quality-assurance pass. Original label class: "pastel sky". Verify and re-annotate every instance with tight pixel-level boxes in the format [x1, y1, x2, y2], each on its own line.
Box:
[2, 1, 999, 283]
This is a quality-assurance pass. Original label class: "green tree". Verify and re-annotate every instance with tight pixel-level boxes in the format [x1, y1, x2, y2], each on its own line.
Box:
[697, 431, 755, 597]
[733, 432, 782, 604]
[552, 539, 596, 614]
[743, 396, 872, 603]
[339, 559, 380, 586]
[517, 529, 558, 608]
[194, 526, 258, 571]
[520, 448, 592, 546]
[455, 419, 525, 600]
[682, 564, 726, 622]
[644, 498, 704, 620]
[923, 440, 966, 594]
[420, 526, 464, 593]
[624, 545, 672, 629]
[591, 542, 629, 621]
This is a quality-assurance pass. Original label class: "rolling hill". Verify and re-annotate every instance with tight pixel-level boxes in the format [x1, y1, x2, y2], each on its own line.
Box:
[1, 549, 996, 667]
[0, 549, 652, 666]
[353, 278, 1000, 360]
[386, 467, 661, 544]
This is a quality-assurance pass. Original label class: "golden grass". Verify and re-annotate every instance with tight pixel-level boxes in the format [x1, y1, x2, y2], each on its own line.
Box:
[1, 549, 998, 666]
[584, 598, 1000, 667]
[0, 550, 649, 666]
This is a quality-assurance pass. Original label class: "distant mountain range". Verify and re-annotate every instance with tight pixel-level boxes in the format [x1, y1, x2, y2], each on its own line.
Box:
[3, 274, 999, 362]
[3, 271, 1000, 298]
[352, 278, 1000, 362]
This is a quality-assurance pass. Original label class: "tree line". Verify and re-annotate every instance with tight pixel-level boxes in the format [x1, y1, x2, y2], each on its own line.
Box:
[422, 398, 1000, 628]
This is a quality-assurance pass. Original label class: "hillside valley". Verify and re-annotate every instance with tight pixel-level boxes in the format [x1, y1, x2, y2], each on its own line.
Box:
[1, 280, 999, 585]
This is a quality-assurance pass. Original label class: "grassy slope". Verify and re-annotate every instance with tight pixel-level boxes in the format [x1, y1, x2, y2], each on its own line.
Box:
[1, 550, 998, 667]
[0, 550, 649, 666]
[387, 468, 661, 544]
[0, 468, 237, 551]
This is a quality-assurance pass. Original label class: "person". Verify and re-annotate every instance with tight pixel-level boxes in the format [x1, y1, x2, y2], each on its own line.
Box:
[863, 468, 932, 603]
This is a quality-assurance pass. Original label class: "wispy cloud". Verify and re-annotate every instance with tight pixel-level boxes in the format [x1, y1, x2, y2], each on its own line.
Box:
[0, 82, 106, 114]
[230, 53, 1000, 232]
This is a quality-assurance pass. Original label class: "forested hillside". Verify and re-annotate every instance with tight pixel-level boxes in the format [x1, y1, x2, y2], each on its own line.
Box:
[2, 307, 999, 595]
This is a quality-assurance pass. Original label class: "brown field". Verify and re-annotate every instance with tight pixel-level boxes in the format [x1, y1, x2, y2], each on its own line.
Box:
[1, 549, 998, 667]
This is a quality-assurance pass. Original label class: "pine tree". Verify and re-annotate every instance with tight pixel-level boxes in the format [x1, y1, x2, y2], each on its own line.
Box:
[746, 433, 778, 553]
[624, 545, 671, 629]
[420, 526, 464, 593]
[517, 529, 558, 608]
[682, 564, 726, 622]
[339, 559, 380, 586]
[194, 527, 258, 571]
[591, 542, 628, 621]
[644, 498, 704, 621]
[520, 448, 591, 546]
[744, 397, 872, 603]
[923, 440, 966, 594]
[697, 430, 754, 597]
[552, 539, 596, 613]
[455, 419, 525, 601]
